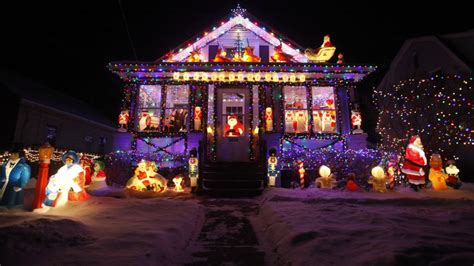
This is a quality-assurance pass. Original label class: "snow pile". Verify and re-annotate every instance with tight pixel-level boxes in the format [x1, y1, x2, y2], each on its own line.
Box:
[0, 195, 203, 266]
[257, 184, 474, 265]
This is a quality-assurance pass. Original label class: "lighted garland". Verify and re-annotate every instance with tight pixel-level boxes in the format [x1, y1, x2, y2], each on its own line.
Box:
[0, 148, 100, 165]
[375, 75, 473, 159]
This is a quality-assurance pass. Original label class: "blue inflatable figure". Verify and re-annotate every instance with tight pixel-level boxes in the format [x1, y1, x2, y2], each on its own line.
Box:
[0, 144, 31, 208]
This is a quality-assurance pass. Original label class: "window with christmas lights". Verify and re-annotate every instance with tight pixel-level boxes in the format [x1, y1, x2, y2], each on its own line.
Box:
[283, 86, 308, 134]
[164, 85, 189, 133]
[311, 86, 337, 133]
[222, 93, 245, 137]
[138, 85, 162, 132]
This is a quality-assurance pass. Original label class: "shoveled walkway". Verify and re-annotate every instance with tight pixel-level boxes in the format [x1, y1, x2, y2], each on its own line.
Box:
[186, 199, 265, 266]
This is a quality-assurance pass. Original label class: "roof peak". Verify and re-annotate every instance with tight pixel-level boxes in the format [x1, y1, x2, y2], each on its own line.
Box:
[231, 4, 247, 17]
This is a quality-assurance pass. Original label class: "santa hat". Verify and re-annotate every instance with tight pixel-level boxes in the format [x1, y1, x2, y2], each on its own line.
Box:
[409, 135, 420, 145]
[80, 155, 92, 166]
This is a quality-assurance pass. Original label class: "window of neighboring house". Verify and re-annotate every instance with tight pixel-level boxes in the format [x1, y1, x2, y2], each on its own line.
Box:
[163, 85, 189, 133]
[138, 85, 162, 132]
[98, 137, 106, 153]
[84, 135, 93, 152]
[283, 86, 308, 134]
[311, 87, 337, 133]
[46, 125, 57, 146]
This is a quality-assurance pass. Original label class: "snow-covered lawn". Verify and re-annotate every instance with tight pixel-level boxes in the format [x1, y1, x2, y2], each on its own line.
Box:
[256, 184, 474, 265]
[0, 190, 204, 266]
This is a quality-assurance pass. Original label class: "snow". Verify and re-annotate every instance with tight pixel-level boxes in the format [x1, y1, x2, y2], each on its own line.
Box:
[0, 189, 204, 266]
[1, 184, 474, 265]
[256, 184, 474, 265]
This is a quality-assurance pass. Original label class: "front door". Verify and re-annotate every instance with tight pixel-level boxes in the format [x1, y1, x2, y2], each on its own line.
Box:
[216, 88, 250, 162]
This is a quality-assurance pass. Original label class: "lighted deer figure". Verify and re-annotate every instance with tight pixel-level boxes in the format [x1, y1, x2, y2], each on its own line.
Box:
[270, 43, 293, 62]
[213, 47, 231, 62]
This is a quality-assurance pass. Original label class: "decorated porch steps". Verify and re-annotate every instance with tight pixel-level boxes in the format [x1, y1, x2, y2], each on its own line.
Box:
[200, 161, 266, 195]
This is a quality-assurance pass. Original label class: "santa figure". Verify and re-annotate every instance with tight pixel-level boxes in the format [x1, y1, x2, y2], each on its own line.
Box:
[139, 110, 150, 131]
[326, 98, 335, 109]
[265, 107, 273, 132]
[118, 110, 129, 132]
[194, 106, 202, 131]
[296, 111, 307, 133]
[401, 135, 427, 191]
[224, 115, 244, 137]
[285, 112, 294, 133]
[351, 111, 363, 133]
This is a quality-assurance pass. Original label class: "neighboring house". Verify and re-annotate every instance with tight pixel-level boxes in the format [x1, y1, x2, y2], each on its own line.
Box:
[378, 30, 473, 89]
[0, 72, 118, 154]
[376, 30, 474, 179]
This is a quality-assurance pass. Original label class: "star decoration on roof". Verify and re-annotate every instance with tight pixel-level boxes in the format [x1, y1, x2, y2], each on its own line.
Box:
[231, 4, 246, 17]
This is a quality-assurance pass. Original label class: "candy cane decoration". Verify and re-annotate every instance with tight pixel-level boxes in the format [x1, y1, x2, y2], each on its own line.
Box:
[297, 160, 305, 189]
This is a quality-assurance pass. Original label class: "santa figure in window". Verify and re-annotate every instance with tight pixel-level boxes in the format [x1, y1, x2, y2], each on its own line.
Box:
[401, 135, 427, 191]
[139, 110, 150, 131]
[225, 115, 244, 137]
[322, 111, 333, 132]
[351, 111, 363, 133]
[326, 98, 335, 109]
[118, 110, 129, 132]
[295, 111, 307, 133]
[149, 112, 160, 130]
[285, 112, 294, 133]
[194, 106, 202, 131]
[265, 107, 273, 132]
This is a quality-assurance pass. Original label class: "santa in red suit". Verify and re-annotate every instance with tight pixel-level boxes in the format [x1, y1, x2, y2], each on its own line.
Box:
[224, 115, 244, 137]
[118, 110, 129, 132]
[401, 135, 427, 191]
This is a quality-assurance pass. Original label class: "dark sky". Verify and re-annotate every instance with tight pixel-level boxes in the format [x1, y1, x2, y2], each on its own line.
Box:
[1, 1, 473, 121]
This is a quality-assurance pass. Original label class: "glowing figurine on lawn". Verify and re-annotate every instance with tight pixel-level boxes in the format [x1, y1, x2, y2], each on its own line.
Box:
[401, 135, 427, 191]
[43, 151, 85, 208]
[173, 175, 184, 192]
[118, 110, 129, 132]
[189, 149, 199, 189]
[345, 173, 359, 192]
[315, 165, 336, 189]
[445, 160, 462, 189]
[428, 154, 448, 190]
[368, 166, 387, 192]
[267, 148, 278, 187]
[296, 160, 305, 189]
[126, 160, 167, 193]
[87, 160, 107, 192]
[80, 155, 92, 187]
[224, 115, 244, 137]
[0, 145, 31, 208]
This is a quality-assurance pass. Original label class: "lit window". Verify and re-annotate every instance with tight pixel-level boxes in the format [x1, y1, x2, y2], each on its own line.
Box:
[139, 85, 162, 132]
[312, 87, 337, 133]
[283, 86, 308, 134]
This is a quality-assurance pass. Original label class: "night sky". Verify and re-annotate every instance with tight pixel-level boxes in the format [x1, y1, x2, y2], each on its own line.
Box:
[1, 1, 472, 122]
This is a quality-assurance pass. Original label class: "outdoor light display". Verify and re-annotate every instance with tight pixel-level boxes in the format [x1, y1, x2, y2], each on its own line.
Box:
[173, 175, 184, 192]
[368, 166, 387, 192]
[445, 160, 462, 189]
[428, 154, 447, 190]
[118, 110, 129, 132]
[304, 35, 336, 62]
[188, 149, 199, 188]
[315, 165, 336, 189]
[43, 151, 85, 208]
[401, 136, 427, 191]
[126, 160, 167, 193]
[375, 75, 473, 159]
[194, 106, 202, 131]
[264, 107, 273, 132]
[297, 160, 305, 189]
[267, 148, 278, 186]
[0, 146, 31, 208]
[345, 173, 359, 192]
[88, 160, 107, 191]
[351, 111, 363, 133]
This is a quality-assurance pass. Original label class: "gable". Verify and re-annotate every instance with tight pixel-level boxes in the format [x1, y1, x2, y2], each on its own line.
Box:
[161, 14, 308, 63]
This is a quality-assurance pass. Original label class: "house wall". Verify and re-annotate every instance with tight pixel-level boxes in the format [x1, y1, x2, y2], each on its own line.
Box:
[13, 99, 117, 154]
[0, 89, 20, 150]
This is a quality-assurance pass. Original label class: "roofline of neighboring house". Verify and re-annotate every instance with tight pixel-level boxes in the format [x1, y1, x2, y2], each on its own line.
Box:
[21, 98, 118, 132]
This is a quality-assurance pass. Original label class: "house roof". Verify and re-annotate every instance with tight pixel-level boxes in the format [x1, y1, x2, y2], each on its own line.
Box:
[0, 71, 116, 129]
[156, 5, 308, 63]
[378, 30, 474, 90]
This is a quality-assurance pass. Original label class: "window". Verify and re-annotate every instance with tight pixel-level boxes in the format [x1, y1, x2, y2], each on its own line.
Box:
[283, 86, 308, 134]
[138, 85, 162, 132]
[312, 87, 337, 133]
[222, 93, 245, 137]
[85, 135, 93, 152]
[46, 125, 57, 146]
[163, 85, 189, 133]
